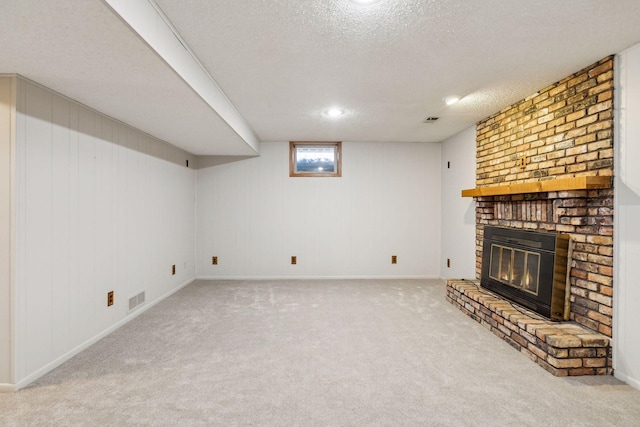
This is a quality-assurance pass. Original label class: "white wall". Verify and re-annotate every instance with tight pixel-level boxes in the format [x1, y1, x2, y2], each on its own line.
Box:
[0, 77, 13, 386]
[614, 43, 640, 391]
[196, 141, 441, 278]
[10, 77, 196, 388]
[440, 126, 477, 280]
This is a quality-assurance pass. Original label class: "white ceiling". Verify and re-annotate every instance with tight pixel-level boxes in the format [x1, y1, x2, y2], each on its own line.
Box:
[2, 0, 640, 155]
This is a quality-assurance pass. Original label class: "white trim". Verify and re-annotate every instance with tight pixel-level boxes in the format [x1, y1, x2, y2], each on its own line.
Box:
[9, 75, 16, 386]
[195, 275, 440, 281]
[11, 277, 195, 391]
[102, 0, 259, 154]
[615, 370, 640, 392]
[0, 383, 16, 393]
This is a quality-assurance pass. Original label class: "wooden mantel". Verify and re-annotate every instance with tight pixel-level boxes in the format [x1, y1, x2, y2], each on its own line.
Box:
[461, 176, 611, 197]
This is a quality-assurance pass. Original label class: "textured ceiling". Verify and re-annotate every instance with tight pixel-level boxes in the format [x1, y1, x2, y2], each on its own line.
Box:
[0, 0, 254, 155]
[2, 0, 640, 155]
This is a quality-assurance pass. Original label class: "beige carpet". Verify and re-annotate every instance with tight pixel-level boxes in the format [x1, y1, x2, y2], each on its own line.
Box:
[1, 279, 639, 426]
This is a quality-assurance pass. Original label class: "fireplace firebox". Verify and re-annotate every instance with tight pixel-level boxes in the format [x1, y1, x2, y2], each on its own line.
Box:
[481, 226, 571, 320]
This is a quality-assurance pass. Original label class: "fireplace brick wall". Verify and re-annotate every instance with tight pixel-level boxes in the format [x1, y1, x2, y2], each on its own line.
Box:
[473, 56, 614, 337]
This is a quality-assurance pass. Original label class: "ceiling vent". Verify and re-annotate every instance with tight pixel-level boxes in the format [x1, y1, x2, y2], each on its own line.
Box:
[423, 117, 439, 123]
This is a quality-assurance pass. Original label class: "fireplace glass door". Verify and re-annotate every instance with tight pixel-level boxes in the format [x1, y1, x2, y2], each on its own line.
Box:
[481, 226, 570, 320]
[489, 244, 541, 296]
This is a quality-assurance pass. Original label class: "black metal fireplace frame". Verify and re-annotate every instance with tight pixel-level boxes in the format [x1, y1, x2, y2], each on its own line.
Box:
[481, 226, 571, 320]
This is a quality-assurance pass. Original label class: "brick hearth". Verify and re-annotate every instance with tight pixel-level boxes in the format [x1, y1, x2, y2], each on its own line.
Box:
[447, 279, 611, 376]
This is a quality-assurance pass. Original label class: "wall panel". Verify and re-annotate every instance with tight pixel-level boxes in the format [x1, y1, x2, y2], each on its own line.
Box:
[23, 82, 54, 375]
[440, 126, 477, 279]
[12, 77, 196, 386]
[51, 93, 72, 357]
[196, 141, 441, 279]
[614, 43, 640, 390]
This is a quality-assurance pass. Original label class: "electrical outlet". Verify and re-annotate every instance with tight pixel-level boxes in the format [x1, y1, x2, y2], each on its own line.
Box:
[107, 291, 114, 307]
[391, 255, 397, 264]
[518, 155, 527, 169]
[172, 264, 176, 275]
[447, 258, 451, 268]
[291, 256, 297, 265]
[212, 256, 218, 265]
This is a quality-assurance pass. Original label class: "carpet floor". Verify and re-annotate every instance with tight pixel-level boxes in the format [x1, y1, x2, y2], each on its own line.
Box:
[1, 279, 639, 426]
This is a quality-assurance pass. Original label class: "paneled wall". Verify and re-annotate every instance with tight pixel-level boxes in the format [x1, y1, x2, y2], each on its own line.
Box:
[196, 141, 441, 279]
[614, 43, 640, 390]
[440, 126, 476, 279]
[10, 77, 196, 387]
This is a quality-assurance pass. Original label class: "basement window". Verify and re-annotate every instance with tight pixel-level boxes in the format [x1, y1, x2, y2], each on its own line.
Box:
[289, 141, 342, 177]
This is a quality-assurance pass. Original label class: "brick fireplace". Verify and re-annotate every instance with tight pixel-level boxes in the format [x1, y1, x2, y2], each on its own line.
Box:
[447, 56, 614, 376]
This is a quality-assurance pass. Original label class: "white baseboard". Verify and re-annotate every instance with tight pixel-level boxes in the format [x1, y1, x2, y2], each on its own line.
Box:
[0, 383, 16, 393]
[11, 277, 195, 392]
[196, 275, 440, 281]
[615, 370, 640, 391]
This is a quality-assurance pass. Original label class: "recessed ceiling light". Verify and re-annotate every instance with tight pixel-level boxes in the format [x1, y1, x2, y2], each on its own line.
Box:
[350, 0, 381, 4]
[326, 108, 345, 117]
[443, 96, 461, 106]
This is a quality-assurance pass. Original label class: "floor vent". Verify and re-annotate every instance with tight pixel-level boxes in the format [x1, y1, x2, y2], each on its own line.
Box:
[128, 291, 146, 313]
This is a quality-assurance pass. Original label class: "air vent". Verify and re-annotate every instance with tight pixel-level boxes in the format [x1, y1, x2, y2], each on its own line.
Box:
[128, 291, 146, 313]
[423, 117, 439, 123]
